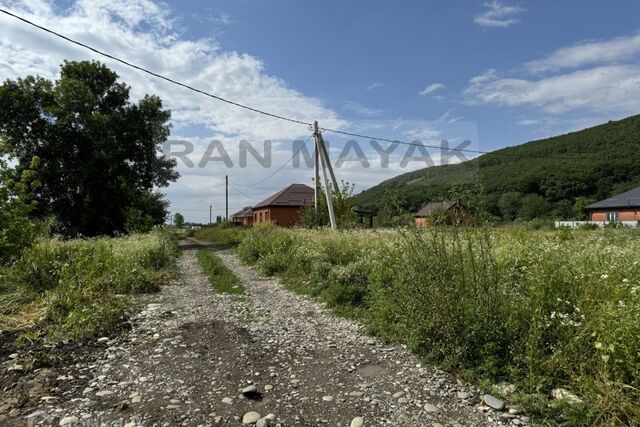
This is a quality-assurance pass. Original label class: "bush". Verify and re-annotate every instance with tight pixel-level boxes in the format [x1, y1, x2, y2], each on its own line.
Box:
[193, 224, 248, 245]
[4, 231, 178, 338]
[235, 226, 640, 425]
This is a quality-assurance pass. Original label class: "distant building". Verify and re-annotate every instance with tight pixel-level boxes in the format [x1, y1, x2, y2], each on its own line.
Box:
[413, 201, 473, 227]
[252, 184, 314, 227]
[231, 206, 253, 226]
[586, 187, 640, 222]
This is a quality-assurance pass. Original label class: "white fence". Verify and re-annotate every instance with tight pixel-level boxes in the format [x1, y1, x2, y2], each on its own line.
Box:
[555, 221, 639, 229]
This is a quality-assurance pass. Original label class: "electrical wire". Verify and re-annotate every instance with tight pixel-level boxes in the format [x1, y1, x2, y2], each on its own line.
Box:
[0, 8, 311, 127]
[319, 127, 596, 161]
[227, 181, 259, 203]
[235, 134, 314, 188]
[0, 8, 603, 162]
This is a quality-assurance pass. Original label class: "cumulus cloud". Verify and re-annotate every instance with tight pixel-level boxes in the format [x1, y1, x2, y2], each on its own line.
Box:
[466, 65, 640, 113]
[465, 30, 640, 115]
[474, 1, 526, 28]
[0, 0, 353, 222]
[526, 32, 640, 72]
[419, 83, 446, 95]
[0, 0, 346, 142]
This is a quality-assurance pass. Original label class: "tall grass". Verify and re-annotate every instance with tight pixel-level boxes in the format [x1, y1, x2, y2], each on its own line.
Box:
[193, 224, 249, 246]
[235, 225, 640, 425]
[1, 231, 178, 339]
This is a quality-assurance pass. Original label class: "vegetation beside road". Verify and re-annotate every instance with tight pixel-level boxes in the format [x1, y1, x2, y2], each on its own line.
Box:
[225, 225, 640, 425]
[193, 224, 249, 246]
[0, 231, 178, 340]
[197, 249, 244, 295]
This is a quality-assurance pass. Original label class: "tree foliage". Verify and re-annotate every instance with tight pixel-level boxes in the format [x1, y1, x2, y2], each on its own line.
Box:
[301, 180, 358, 228]
[173, 212, 185, 228]
[354, 115, 640, 222]
[0, 61, 178, 236]
[0, 141, 40, 263]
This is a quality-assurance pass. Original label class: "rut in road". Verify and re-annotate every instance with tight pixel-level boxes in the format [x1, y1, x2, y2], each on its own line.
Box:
[12, 240, 514, 426]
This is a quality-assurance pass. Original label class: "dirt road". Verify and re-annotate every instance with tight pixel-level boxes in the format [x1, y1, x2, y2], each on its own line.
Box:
[1, 240, 521, 426]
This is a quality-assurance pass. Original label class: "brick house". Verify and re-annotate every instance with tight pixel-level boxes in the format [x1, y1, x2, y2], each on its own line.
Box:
[586, 187, 640, 221]
[252, 184, 314, 227]
[413, 201, 473, 227]
[231, 206, 253, 226]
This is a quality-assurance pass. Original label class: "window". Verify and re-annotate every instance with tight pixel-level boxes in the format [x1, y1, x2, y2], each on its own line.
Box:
[606, 211, 620, 221]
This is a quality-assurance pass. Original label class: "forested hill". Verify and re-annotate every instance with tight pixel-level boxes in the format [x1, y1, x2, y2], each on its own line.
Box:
[354, 114, 640, 222]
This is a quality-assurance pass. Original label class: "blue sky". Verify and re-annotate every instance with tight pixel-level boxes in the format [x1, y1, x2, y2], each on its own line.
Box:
[2, 0, 640, 222]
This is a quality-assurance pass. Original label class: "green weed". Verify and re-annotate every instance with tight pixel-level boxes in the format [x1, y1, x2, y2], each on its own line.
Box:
[235, 226, 640, 425]
[197, 249, 244, 295]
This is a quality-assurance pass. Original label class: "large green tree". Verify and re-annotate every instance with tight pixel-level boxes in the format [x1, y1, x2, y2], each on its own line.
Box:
[0, 61, 178, 236]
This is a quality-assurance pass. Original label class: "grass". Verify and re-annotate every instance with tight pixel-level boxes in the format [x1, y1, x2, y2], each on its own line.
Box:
[197, 249, 244, 295]
[0, 231, 179, 340]
[227, 224, 640, 426]
[193, 224, 249, 246]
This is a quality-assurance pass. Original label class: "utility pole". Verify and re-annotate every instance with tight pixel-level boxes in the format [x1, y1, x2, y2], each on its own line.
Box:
[225, 175, 229, 222]
[209, 205, 212, 225]
[313, 122, 337, 230]
[314, 128, 320, 213]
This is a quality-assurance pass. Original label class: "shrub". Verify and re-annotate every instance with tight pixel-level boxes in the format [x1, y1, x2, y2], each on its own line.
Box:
[4, 231, 178, 338]
[234, 226, 640, 425]
[194, 224, 248, 246]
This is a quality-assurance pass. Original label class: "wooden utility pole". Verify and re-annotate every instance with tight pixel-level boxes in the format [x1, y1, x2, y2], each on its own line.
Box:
[209, 205, 212, 225]
[313, 122, 337, 230]
[225, 175, 229, 221]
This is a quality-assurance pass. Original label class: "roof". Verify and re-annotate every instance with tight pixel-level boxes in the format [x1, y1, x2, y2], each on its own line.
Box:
[253, 184, 315, 209]
[414, 201, 457, 217]
[231, 206, 253, 218]
[586, 187, 640, 210]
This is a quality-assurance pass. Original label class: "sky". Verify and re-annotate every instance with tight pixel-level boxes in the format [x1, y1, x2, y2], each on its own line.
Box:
[2, 0, 640, 222]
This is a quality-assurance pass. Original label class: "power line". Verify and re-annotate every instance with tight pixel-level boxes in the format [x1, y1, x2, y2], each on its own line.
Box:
[236, 134, 314, 188]
[227, 180, 259, 203]
[319, 127, 596, 161]
[0, 8, 600, 162]
[0, 8, 311, 127]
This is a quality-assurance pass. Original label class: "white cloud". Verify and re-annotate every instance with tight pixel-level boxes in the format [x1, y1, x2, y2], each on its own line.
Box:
[526, 33, 640, 72]
[474, 1, 526, 28]
[438, 109, 463, 123]
[0, 0, 352, 222]
[342, 101, 384, 117]
[516, 119, 540, 126]
[419, 83, 446, 95]
[465, 30, 640, 115]
[0, 0, 346, 142]
[466, 65, 640, 113]
[366, 82, 384, 90]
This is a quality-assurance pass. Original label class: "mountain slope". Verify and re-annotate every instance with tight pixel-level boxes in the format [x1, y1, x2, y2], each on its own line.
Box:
[354, 115, 640, 221]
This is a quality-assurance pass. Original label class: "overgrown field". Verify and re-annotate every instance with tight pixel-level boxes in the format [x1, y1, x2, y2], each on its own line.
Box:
[0, 231, 178, 340]
[230, 225, 639, 425]
[193, 225, 248, 246]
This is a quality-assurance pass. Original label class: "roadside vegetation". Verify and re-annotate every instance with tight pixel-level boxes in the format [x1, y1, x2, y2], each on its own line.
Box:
[0, 232, 178, 340]
[226, 225, 640, 426]
[0, 61, 181, 343]
[197, 249, 244, 295]
[193, 224, 249, 246]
